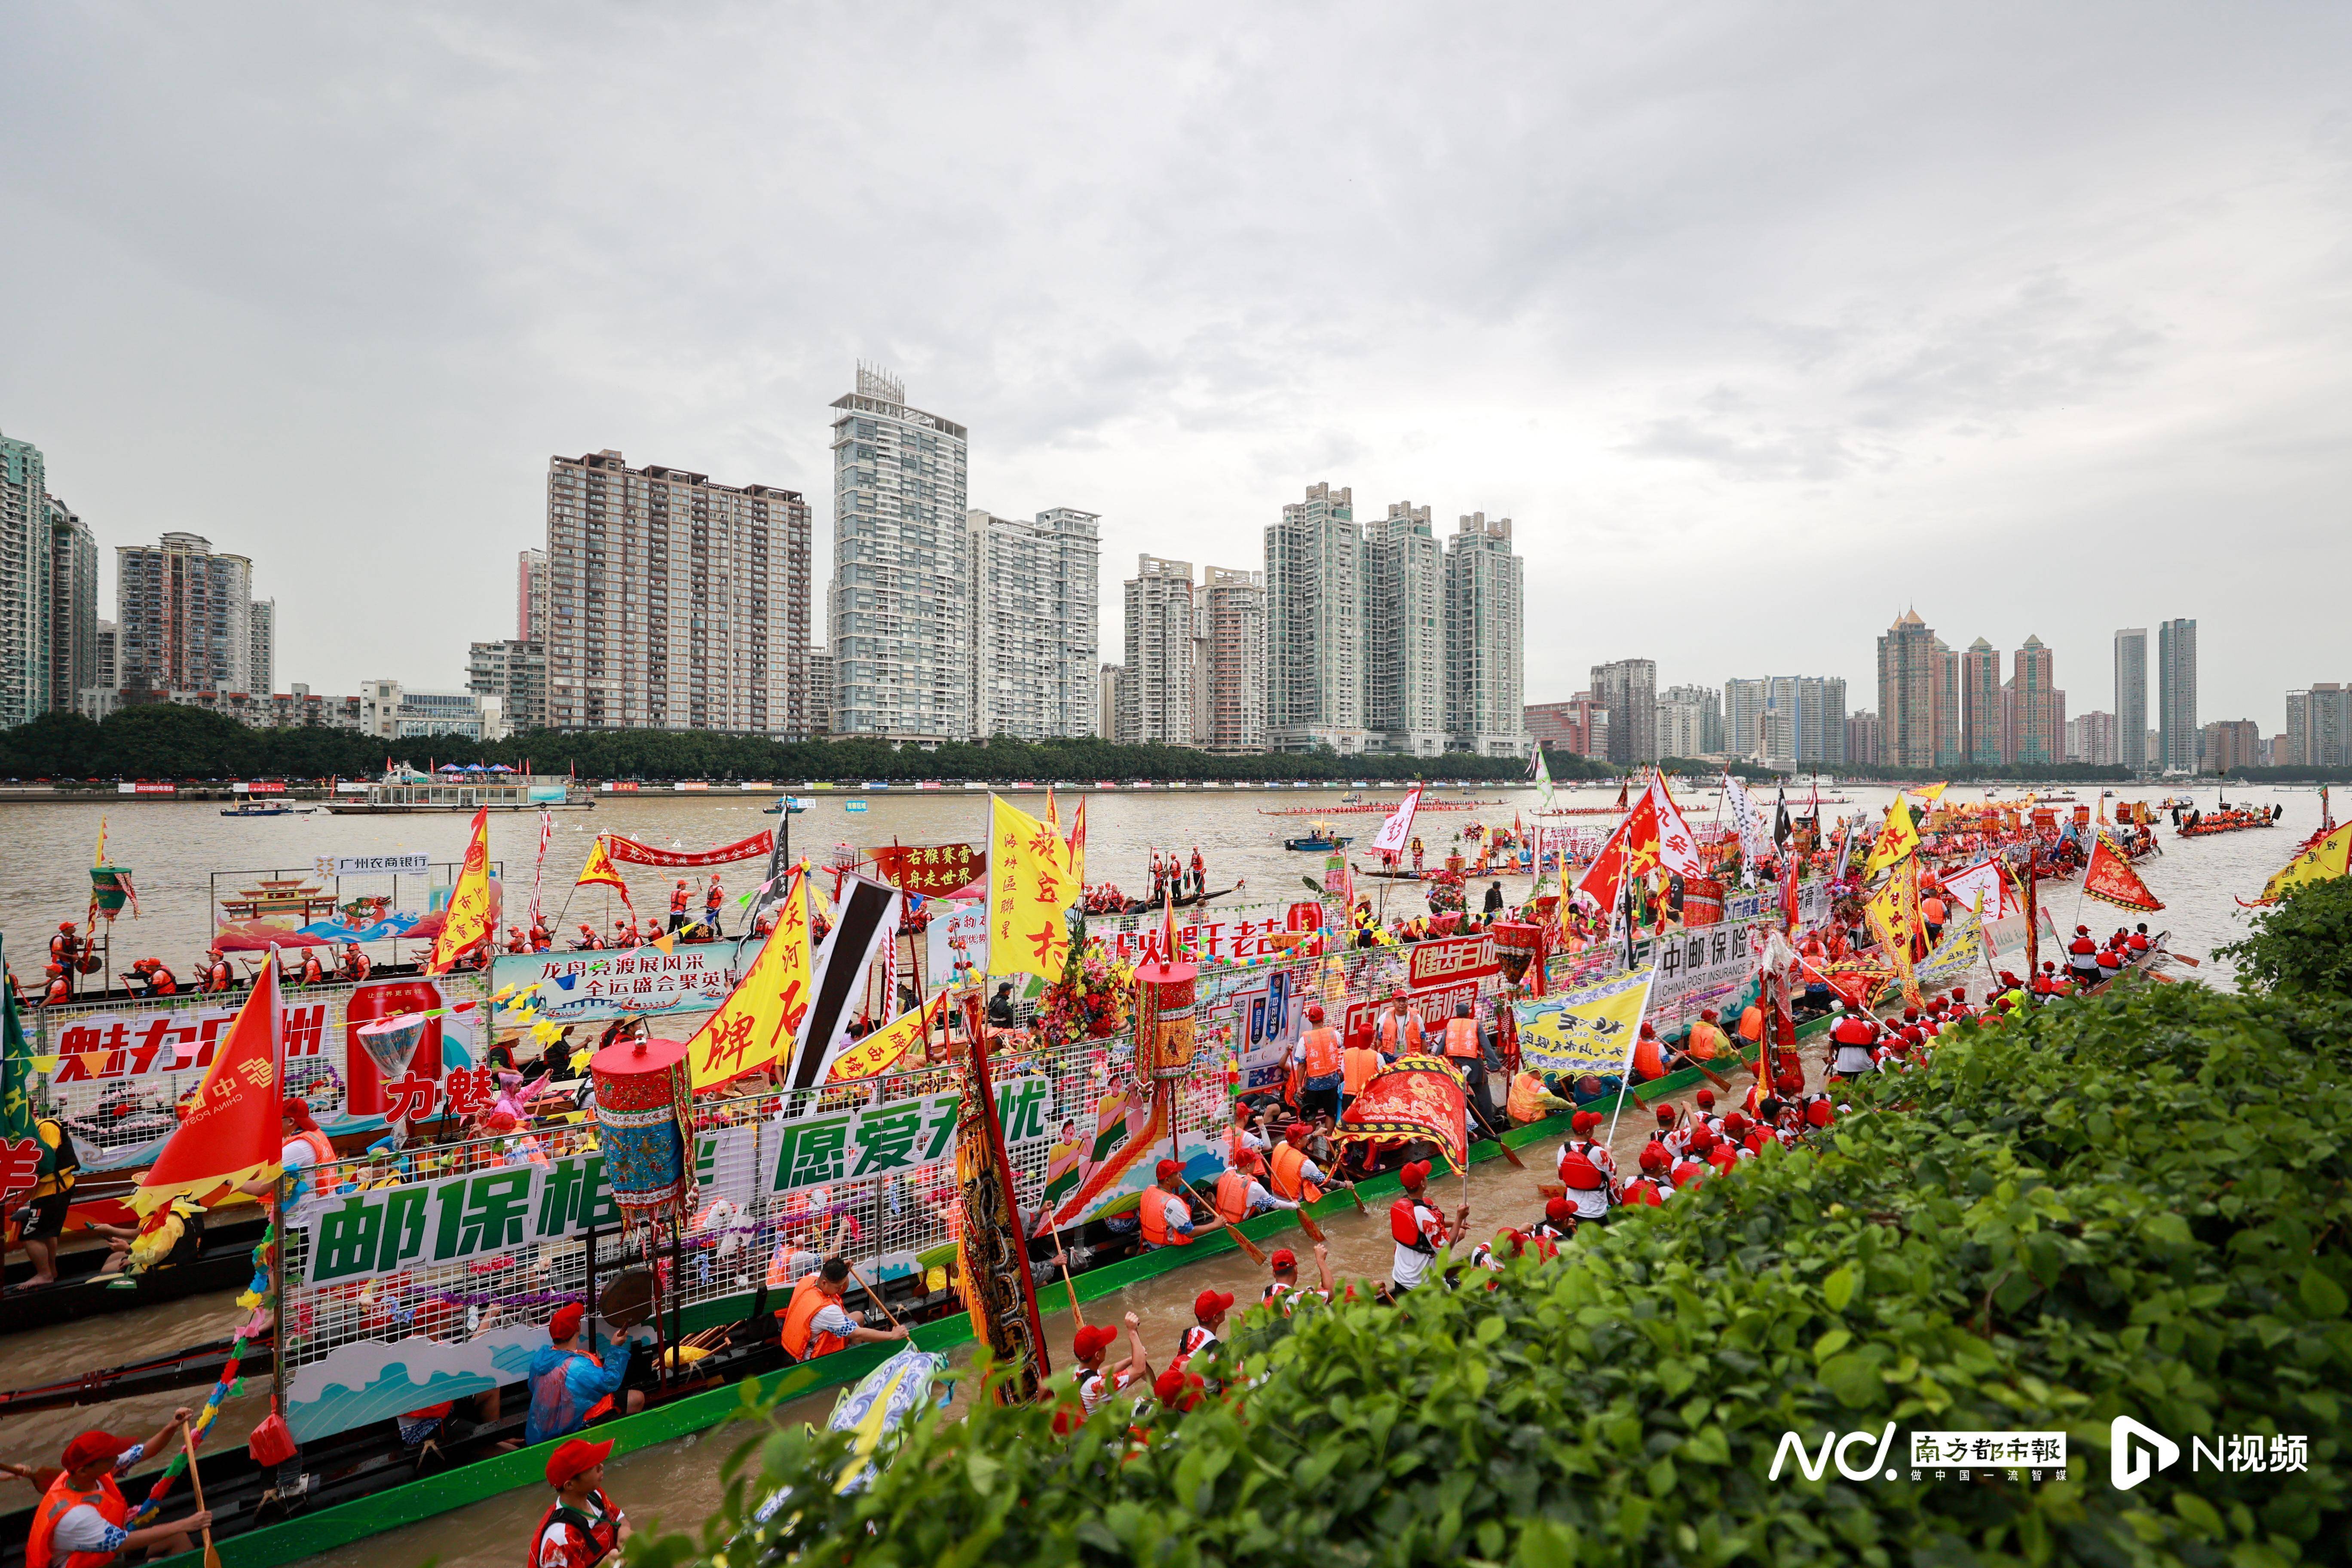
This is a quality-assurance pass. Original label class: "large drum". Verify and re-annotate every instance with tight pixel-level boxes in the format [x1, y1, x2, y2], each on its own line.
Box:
[1135, 960, 1199, 1081]
[1681, 876, 1725, 928]
[591, 1037, 693, 1218]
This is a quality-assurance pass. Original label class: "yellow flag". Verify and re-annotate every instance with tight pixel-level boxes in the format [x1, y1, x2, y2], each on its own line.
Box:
[1865, 796, 1920, 880]
[1865, 856, 1923, 1007]
[427, 807, 495, 974]
[684, 868, 813, 1090]
[1066, 798, 1087, 887]
[824, 990, 947, 1084]
[988, 795, 1077, 980]
[2259, 824, 2352, 904]
[576, 836, 631, 896]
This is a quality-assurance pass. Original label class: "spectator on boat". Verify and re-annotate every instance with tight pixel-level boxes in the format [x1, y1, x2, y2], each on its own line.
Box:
[529, 1437, 631, 1568]
[1483, 881, 1505, 916]
[25, 1414, 210, 1568]
[777, 1258, 907, 1361]
[526, 1304, 642, 1445]
[986, 983, 1019, 1031]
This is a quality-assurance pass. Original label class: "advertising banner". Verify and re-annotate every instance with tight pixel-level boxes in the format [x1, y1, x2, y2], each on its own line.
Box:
[869, 842, 984, 897]
[492, 938, 751, 1025]
[603, 830, 773, 869]
[1406, 933, 1498, 990]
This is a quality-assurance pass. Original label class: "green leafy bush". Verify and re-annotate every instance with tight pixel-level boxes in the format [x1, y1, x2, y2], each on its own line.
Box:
[653, 981, 2350, 1568]
[2218, 877, 2352, 1000]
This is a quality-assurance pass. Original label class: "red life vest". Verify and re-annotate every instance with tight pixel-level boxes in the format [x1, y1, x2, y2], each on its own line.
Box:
[671, 888, 689, 913]
[527, 1491, 622, 1568]
[1390, 1195, 1436, 1254]
[1557, 1143, 1607, 1191]
[28, 1472, 127, 1568]
[779, 1274, 849, 1360]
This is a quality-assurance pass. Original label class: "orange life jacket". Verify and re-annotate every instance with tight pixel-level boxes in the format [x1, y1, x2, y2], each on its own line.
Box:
[1342, 1046, 1381, 1097]
[1300, 1026, 1342, 1079]
[1686, 1021, 1728, 1062]
[1214, 1170, 1252, 1225]
[1378, 1011, 1423, 1054]
[779, 1273, 848, 1360]
[1736, 1004, 1765, 1042]
[1632, 1033, 1667, 1081]
[28, 1472, 127, 1568]
[1268, 1142, 1323, 1204]
[1442, 1017, 1479, 1060]
[1138, 1186, 1191, 1247]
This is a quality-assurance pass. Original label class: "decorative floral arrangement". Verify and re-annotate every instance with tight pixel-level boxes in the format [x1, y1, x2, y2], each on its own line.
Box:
[1032, 937, 1135, 1047]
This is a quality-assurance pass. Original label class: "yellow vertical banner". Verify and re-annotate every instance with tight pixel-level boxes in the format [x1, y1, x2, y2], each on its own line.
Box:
[685, 868, 814, 1090]
[988, 795, 1077, 980]
[427, 807, 495, 974]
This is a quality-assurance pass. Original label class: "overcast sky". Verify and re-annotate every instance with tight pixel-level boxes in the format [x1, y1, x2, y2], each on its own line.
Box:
[3, 3, 2347, 732]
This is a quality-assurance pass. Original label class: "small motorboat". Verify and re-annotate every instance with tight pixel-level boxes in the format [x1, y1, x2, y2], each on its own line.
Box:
[762, 796, 813, 815]
[1284, 824, 1351, 851]
[220, 799, 298, 817]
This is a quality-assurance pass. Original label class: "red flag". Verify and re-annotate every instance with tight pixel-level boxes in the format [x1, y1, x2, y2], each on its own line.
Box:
[1576, 789, 1662, 915]
[2083, 833, 2165, 913]
[1332, 1054, 1468, 1169]
[131, 963, 282, 1215]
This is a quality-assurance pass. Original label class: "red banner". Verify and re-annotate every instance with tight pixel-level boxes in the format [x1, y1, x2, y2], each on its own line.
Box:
[1332, 1054, 1467, 1167]
[2083, 833, 2165, 913]
[870, 842, 985, 897]
[1406, 934, 1498, 990]
[603, 829, 775, 869]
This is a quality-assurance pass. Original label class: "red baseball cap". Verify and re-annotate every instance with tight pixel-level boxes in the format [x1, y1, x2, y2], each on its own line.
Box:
[1155, 1158, 1182, 1183]
[1268, 1247, 1296, 1271]
[1544, 1196, 1571, 1223]
[1400, 1159, 1431, 1187]
[61, 1432, 132, 1473]
[545, 1436, 613, 1488]
[1194, 1289, 1235, 1320]
[1073, 1324, 1118, 1360]
[548, 1303, 585, 1341]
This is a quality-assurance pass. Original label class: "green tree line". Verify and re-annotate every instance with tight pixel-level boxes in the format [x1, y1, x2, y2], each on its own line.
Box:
[0, 705, 1571, 784]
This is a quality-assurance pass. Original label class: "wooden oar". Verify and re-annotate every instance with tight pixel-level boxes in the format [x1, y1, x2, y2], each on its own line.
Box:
[180, 1427, 222, 1568]
[1053, 1231, 1084, 1327]
[1186, 1180, 1267, 1265]
[1464, 1098, 1527, 1169]
[844, 1262, 905, 1335]
[1293, 1204, 1326, 1244]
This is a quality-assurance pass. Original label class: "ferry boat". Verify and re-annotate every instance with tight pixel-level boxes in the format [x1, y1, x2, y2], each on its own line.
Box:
[325, 772, 592, 814]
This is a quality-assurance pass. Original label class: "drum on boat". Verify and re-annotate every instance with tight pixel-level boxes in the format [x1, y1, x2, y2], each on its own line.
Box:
[591, 1036, 695, 1219]
[1491, 922, 1543, 986]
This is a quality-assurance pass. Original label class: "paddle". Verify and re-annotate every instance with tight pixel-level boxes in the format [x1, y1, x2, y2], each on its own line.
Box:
[1185, 1179, 1268, 1265]
[1293, 1204, 1326, 1245]
[844, 1262, 906, 1335]
[1463, 1095, 1527, 1170]
[1052, 1230, 1084, 1328]
[179, 1427, 221, 1568]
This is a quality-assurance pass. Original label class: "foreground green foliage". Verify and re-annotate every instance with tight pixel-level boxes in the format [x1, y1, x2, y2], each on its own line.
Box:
[654, 978, 2351, 1568]
[2219, 877, 2352, 1001]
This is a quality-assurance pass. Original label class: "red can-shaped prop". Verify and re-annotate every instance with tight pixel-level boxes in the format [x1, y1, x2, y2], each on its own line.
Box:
[1135, 959, 1200, 1081]
[344, 979, 444, 1119]
[591, 1036, 694, 1218]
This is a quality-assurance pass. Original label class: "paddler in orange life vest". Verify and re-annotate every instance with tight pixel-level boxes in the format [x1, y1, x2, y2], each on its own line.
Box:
[778, 1257, 907, 1361]
[26, 1415, 210, 1568]
[1387, 1160, 1465, 1294]
[1556, 1110, 1616, 1222]
[1212, 1146, 1299, 1225]
[199, 949, 234, 994]
[1289, 1004, 1344, 1122]
[524, 1304, 644, 1445]
[1268, 1123, 1339, 1205]
[297, 947, 327, 986]
[1376, 993, 1426, 1057]
[668, 880, 691, 933]
[529, 1436, 629, 1568]
[1685, 1008, 1732, 1063]
[1138, 1158, 1202, 1250]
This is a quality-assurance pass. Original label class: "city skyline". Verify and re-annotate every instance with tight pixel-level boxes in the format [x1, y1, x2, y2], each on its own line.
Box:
[3, 9, 2345, 730]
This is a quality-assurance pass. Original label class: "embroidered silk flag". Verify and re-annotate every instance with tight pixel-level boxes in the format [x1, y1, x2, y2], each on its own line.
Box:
[823, 988, 945, 1084]
[426, 807, 495, 974]
[2083, 833, 2165, 913]
[2256, 823, 2352, 905]
[987, 795, 1078, 981]
[684, 868, 814, 1090]
[1332, 1054, 1469, 1169]
[1916, 908, 1991, 991]
[132, 964, 282, 1215]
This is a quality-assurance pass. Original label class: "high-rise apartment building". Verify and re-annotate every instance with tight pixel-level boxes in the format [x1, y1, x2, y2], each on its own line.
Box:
[1656, 685, 1722, 760]
[1590, 658, 1658, 766]
[1724, 678, 1768, 763]
[2282, 686, 2350, 769]
[1961, 638, 2004, 764]
[518, 549, 549, 642]
[468, 639, 547, 733]
[1845, 710, 1883, 766]
[2113, 628, 2148, 776]
[1876, 611, 1942, 770]
[80, 619, 117, 720]
[1526, 694, 1606, 757]
[46, 495, 97, 716]
[1443, 513, 1525, 756]
[1118, 555, 1195, 747]
[1363, 502, 1445, 756]
[248, 600, 276, 697]
[542, 449, 810, 735]
[1265, 483, 1366, 753]
[0, 429, 52, 724]
[806, 648, 833, 737]
[116, 532, 254, 698]
[1198, 567, 1266, 753]
[2008, 635, 2060, 766]
[967, 507, 1099, 740]
[829, 366, 970, 740]
[1725, 676, 1845, 771]
[1097, 664, 1122, 741]
[2067, 711, 2118, 766]
[2201, 720, 2260, 775]
[2157, 618, 2198, 772]
[1932, 638, 1963, 767]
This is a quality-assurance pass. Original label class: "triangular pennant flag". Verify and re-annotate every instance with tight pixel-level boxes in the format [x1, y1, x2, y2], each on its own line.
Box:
[132, 964, 283, 1215]
[2083, 833, 2165, 913]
